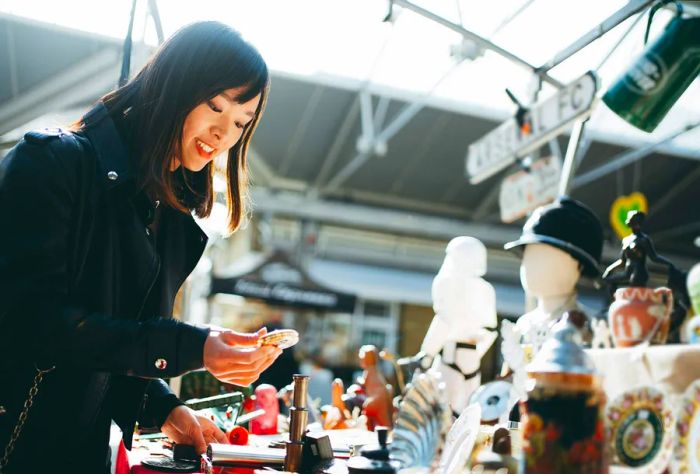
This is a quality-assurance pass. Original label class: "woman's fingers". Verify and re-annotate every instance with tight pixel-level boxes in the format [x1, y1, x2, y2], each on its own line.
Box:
[220, 327, 267, 348]
[197, 415, 229, 445]
[224, 348, 281, 375]
[212, 428, 229, 444]
[192, 428, 207, 455]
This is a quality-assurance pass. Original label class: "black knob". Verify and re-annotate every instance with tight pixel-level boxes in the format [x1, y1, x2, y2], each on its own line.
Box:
[376, 427, 388, 448]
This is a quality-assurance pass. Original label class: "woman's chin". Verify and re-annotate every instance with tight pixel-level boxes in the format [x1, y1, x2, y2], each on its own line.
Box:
[181, 157, 210, 172]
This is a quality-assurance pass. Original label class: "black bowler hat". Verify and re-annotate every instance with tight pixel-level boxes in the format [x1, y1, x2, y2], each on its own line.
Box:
[504, 196, 604, 278]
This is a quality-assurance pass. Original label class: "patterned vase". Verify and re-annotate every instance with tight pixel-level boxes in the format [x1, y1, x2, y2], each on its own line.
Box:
[608, 287, 673, 347]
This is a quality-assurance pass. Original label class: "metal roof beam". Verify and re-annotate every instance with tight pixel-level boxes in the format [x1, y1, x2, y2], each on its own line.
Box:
[392, 0, 564, 88]
[278, 84, 325, 175]
[310, 95, 361, 194]
[253, 187, 516, 244]
[0, 48, 121, 135]
[559, 118, 589, 195]
[323, 60, 463, 193]
[538, 0, 654, 73]
[646, 165, 700, 219]
[571, 122, 700, 190]
[251, 187, 698, 269]
[5, 22, 19, 98]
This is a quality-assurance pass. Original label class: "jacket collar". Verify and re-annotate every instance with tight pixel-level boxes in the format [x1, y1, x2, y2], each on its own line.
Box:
[82, 102, 132, 190]
[81, 102, 209, 245]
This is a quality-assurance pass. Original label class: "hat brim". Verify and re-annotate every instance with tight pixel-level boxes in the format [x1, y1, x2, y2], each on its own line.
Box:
[504, 234, 600, 278]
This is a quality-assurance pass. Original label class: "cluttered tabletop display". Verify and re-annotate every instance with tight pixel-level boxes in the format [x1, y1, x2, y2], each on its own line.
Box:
[123, 199, 700, 473]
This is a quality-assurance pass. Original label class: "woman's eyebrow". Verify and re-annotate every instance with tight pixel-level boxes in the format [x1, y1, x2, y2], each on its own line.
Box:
[220, 92, 236, 103]
[219, 92, 255, 117]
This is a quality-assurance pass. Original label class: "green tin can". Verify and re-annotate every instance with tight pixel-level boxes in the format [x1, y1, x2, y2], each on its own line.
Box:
[602, 5, 700, 132]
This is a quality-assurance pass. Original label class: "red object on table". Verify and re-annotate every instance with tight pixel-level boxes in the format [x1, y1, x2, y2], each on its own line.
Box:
[250, 384, 278, 435]
[227, 425, 249, 445]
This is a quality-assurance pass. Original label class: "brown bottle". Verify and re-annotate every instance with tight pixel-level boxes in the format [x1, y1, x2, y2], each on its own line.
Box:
[359, 345, 393, 431]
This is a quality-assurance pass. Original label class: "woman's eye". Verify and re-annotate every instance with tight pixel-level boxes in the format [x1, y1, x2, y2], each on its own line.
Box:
[235, 122, 245, 129]
[207, 101, 222, 113]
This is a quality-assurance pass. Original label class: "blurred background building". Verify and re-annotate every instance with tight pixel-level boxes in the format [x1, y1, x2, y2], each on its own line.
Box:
[1, 0, 698, 378]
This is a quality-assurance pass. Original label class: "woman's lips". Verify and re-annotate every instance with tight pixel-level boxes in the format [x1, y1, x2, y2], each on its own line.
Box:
[195, 138, 215, 158]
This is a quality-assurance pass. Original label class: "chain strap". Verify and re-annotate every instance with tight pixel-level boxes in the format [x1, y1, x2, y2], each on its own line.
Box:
[0, 365, 55, 474]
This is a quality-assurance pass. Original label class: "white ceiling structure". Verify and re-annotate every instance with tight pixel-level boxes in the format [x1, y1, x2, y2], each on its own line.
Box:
[1, 0, 699, 276]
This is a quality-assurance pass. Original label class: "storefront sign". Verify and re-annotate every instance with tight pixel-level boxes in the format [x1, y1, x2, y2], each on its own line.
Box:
[210, 250, 357, 312]
[466, 71, 599, 184]
[499, 155, 561, 223]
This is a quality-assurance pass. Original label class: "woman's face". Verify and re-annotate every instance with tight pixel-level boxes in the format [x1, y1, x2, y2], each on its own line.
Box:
[173, 87, 261, 171]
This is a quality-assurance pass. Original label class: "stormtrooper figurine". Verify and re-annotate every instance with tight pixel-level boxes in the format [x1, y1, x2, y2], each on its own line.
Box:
[420, 236, 498, 414]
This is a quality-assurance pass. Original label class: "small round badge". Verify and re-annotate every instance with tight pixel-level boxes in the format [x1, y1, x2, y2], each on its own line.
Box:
[154, 358, 168, 370]
[258, 329, 299, 350]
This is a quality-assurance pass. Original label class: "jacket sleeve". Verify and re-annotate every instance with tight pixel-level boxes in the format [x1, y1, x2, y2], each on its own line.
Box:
[139, 379, 186, 429]
[0, 133, 208, 378]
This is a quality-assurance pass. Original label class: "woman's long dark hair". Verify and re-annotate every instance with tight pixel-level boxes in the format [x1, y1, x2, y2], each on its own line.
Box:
[97, 21, 269, 233]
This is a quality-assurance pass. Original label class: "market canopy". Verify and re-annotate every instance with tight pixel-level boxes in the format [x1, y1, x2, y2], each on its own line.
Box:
[1, 1, 698, 260]
[210, 249, 357, 313]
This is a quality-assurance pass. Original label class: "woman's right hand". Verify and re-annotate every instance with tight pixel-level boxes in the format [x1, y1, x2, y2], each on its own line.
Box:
[203, 327, 282, 386]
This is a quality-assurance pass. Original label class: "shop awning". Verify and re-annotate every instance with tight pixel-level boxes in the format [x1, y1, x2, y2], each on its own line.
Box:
[210, 249, 357, 313]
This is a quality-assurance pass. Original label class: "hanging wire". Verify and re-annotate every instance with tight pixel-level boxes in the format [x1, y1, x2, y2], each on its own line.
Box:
[490, 0, 537, 36]
[595, 9, 647, 72]
[616, 168, 624, 197]
[119, 0, 139, 87]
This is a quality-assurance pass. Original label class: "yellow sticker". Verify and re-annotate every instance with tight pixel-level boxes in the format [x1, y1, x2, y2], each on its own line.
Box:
[610, 192, 648, 240]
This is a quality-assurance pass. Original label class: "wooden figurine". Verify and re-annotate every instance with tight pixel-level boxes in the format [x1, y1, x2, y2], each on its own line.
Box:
[323, 378, 351, 430]
[358, 345, 393, 431]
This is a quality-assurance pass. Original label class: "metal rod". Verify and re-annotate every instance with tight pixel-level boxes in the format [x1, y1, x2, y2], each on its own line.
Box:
[279, 85, 325, 175]
[595, 9, 646, 72]
[359, 90, 375, 144]
[291, 374, 309, 409]
[571, 122, 700, 189]
[647, 165, 700, 218]
[6, 25, 18, 97]
[490, 0, 537, 36]
[559, 118, 588, 196]
[146, 0, 165, 44]
[538, 0, 654, 73]
[652, 221, 700, 243]
[392, 0, 563, 88]
[324, 60, 462, 192]
[373, 96, 391, 132]
[285, 374, 310, 472]
[311, 96, 361, 192]
[207, 444, 286, 466]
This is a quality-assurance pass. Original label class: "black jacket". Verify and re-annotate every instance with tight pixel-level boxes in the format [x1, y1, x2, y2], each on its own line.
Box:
[0, 103, 210, 473]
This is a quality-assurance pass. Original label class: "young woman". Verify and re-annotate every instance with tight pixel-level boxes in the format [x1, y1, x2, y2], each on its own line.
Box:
[0, 21, 281, 473]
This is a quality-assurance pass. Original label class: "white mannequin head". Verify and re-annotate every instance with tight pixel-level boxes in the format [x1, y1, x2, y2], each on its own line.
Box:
[520, 243, 581, 298]
[442, 236, 487, 277]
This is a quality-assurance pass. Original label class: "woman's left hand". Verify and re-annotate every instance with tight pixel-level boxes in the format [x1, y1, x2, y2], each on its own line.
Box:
[161, 405, 229, 454]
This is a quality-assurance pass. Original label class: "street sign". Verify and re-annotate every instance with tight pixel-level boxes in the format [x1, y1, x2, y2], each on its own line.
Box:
[499, 155, 561, 223]
[466, 71, 599, 184]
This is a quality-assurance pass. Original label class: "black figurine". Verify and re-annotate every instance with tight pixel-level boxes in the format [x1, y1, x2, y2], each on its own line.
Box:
[602, 210, 677, 287]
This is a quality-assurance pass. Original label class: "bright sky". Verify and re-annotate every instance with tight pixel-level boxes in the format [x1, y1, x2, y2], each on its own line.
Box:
[2, 0, 699, 156]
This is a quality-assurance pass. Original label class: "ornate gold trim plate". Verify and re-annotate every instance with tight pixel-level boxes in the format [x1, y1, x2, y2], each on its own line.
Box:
[607, 386, 674, 473]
